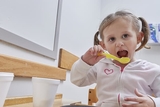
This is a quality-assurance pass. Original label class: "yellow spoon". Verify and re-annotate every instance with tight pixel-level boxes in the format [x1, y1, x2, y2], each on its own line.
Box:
[98, 52, 130, 64]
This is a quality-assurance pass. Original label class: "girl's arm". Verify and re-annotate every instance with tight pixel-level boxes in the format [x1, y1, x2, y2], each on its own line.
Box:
[70, 58, 97, 86]
[70, 45, 104, 86]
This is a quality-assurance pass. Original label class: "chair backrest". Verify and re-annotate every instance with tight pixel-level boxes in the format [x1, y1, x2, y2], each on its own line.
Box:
[58, 48, 79, 71]
[88, 87, 98, 105]
[0, 49, 66, 80]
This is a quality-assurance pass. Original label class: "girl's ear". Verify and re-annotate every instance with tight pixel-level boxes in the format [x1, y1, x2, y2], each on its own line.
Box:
[137, 32, 144, 44]
[99, 41, 106, 49]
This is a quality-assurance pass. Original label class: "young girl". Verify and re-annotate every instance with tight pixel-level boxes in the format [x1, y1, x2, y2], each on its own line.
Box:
[70, 10, 160, 107]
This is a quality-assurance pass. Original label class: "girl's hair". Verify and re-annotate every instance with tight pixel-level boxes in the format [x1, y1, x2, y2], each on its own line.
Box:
[94, 10, 150, 51]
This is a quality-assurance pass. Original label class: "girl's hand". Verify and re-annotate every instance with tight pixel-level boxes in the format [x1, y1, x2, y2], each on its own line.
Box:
[82, 45, 105, 65]
[122, 89, 155, 107]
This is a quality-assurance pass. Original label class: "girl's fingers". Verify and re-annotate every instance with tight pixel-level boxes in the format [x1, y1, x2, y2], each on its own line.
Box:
[97, 45, 104, 52]
[135, 88, 144, 97]
[91, 45, 104, 55]
[124, 89, 146, 103]
[89, 47, 95, 56]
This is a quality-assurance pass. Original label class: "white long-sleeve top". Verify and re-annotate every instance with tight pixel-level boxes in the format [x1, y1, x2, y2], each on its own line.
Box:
[70, 58, 160, 107]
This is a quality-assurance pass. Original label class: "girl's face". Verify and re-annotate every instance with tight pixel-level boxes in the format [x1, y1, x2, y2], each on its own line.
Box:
[102, 18, 143, 63]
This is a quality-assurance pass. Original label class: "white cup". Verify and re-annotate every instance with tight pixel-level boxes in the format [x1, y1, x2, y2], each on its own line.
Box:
[32, 77, 60, 107]
[0, 72, 14, 107]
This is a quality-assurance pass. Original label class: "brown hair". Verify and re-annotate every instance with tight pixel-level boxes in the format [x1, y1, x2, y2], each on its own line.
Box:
[94, 10, 150, 51]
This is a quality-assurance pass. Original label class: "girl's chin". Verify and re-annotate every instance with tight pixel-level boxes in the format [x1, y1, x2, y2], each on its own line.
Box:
[113, 60, 128, 65]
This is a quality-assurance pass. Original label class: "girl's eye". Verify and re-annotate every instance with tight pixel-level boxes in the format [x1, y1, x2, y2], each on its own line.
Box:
[109, 37, 115, 41]
[122, 34, 129, 38]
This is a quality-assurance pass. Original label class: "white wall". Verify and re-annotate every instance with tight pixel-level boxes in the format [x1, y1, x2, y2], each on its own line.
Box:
[1, 0, 160, 105]
[56, 0, 101, 103]
[0, 0, 101, 104]
[101, 0, 160, 64]
[101, 0, 160, 23]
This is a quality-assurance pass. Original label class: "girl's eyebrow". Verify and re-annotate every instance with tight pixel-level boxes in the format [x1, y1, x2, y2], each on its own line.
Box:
[105, 34, 114, 38]
[121, 30, 132, 34]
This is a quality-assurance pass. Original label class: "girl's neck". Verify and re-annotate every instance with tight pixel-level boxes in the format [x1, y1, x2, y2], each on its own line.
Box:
[113, 58, 135, 69]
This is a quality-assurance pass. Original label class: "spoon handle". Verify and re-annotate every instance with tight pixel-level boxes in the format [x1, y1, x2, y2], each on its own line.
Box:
[98, 52, 130, 64]
[102, 53, 119, 61]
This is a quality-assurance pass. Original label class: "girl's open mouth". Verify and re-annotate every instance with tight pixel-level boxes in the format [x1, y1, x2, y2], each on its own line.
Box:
[117, 50, 128, 58]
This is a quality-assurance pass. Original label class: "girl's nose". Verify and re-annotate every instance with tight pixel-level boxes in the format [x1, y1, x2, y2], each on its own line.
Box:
[115, 41, 124, 47]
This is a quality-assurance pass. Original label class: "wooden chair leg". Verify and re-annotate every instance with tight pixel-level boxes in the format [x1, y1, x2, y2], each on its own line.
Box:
[88, 88, 98, 105]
